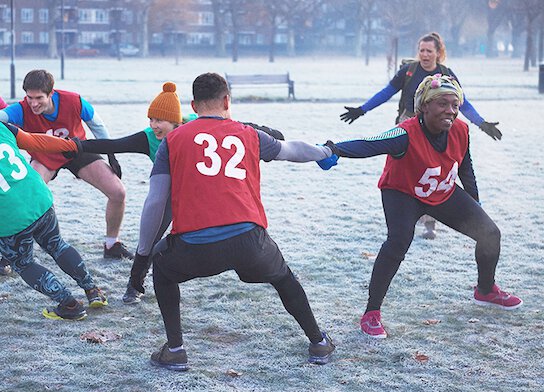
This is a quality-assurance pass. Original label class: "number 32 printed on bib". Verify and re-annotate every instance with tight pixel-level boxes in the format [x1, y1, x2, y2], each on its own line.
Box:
[414, 161, 458, 198]
[194, 133, 247, 180]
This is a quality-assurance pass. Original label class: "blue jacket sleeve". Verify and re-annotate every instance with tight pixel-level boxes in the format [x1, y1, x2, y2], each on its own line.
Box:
[361, 84, 400, 112]
[459, 97, 484, 127]
[334, 128, 408, 158]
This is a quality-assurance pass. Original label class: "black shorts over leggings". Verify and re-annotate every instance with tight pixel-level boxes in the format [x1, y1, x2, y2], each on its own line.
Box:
[152, 225, 289, 284]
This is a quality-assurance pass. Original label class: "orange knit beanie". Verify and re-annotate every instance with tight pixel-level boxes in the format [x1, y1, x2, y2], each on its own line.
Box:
[147, 82, 182, 123]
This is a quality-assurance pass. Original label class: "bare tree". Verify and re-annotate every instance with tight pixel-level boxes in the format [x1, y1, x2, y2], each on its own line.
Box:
[520, 0, 543, 70]
[440, 0, 478, 57]
[485, 0, 508, 58]
[210, 0, 228, 57]
[271, 0, 321, 57]
[261, 1, 282, 63]
[355, 0, 377, 65]
[47, 0, 60, 58]
[135, 0, 154, 57]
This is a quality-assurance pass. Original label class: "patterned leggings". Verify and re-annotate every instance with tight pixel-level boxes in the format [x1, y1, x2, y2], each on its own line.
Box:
[0, 207, 95, 304]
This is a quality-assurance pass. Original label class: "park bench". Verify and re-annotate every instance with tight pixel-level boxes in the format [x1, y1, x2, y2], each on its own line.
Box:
[225, 73, 295, 100]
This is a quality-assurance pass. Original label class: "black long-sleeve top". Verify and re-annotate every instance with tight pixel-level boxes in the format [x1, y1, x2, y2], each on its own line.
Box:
[333, 115, 479, 202]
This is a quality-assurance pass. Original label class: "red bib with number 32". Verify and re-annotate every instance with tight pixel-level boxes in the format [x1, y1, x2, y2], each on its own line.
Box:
[378, 116, 469, 206]
[167, 118, 267, 234]
[21, 90, 87, 170]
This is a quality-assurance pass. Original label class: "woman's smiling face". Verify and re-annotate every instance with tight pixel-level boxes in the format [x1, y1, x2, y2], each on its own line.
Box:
[149, 118, 177, 140]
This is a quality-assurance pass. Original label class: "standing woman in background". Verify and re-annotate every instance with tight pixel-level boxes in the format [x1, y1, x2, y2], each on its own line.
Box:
[340, 32, 502, 239]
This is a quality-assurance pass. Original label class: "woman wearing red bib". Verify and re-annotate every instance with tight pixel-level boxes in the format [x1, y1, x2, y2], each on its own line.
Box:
[320, 74, 522, 339]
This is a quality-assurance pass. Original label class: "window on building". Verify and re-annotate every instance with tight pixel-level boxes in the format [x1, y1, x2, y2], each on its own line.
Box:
[275, 34, 288, 44]
[21, 32, 34, 43]
[39, 9, 48, 24]
[199, 12, 214, 26]
[187, 33, 214, 45]
[4, 8, 12, 23]
[239, 34, 252, 46]
[21, 8, 33, 23]
[95, 9, 108, 24]
[80, 31, 110, 44]
[79, 9, 92, 23]
[39, 31, 49, 44]
[123, 10, 133, 24]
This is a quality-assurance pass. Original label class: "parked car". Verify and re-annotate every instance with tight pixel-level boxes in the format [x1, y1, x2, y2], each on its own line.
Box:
[110, 44, 140, 57]
[66, 44, 100, 57]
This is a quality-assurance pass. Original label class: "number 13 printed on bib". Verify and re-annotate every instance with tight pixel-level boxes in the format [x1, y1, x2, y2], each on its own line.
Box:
[0, 143, 28, 192]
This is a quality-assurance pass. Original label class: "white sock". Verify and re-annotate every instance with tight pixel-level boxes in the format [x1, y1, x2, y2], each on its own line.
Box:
[104, 237, 118, 249]
[168, 345, 184, 352]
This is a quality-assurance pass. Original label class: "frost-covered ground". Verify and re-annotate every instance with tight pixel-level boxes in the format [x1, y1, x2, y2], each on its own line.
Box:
[0, 55, 543, 392]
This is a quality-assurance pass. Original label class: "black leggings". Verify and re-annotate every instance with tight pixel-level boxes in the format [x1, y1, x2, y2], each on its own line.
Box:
[366, 187, 500, 312]
[152, 228, 323, 348]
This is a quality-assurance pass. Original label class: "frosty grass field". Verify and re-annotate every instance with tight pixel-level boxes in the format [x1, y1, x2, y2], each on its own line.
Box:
[0, 55, 543, 391]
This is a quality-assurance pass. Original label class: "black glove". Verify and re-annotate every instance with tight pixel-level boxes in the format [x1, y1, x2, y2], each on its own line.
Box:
[129, 253, 151, 294]
[340, 106, 365, 124]
[62, 137, 83, 159]
[479, 121, 502, 141]
[324, 140, 341, 157]
[107, 154, 122, 179]
[243, 122, 285, 140]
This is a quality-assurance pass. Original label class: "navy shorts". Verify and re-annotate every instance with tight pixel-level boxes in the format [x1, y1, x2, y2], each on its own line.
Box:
[152, 226, 289, 284]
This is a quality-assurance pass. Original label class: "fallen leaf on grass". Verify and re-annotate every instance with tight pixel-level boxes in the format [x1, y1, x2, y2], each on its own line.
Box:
[468, 318, 480, 323]
[226, 369, 242, 377]
[414, 352, 429, 363]
[361, 252, 376, 260]
[0, 293, 9, 302]
[80, 330, 122, 344]
[423, 319, 441, 325]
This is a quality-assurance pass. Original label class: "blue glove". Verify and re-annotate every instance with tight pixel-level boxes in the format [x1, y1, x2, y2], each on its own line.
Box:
[317, 154, 339, 170]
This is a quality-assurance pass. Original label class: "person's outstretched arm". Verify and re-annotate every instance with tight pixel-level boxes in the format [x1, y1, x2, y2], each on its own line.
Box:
[316, 127, 409, 170]
[137, 140, 172, 257]
[80, 131, 150, 156]
[340, 84, 399, 124]
[5, 122, 78, 153]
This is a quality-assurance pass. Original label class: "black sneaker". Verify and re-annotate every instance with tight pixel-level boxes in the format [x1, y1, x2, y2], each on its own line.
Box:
[103, 242, 134, 260]
[308, 331, 335, 365]
[0, 257, 11, 275]
[150, 343, 189, 371]
[42, 301, 87, 321]
[122, 284, 143, 305]
[85, 287, 108, 308]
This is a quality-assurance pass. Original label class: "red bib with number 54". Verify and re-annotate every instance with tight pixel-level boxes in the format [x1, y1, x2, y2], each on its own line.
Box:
[378, 116, 469, 206]
[167, 118, 267, 234]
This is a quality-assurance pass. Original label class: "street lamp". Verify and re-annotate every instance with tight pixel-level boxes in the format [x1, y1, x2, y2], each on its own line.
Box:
[60, 0, 65, 79]
[10, 0, 15, 99]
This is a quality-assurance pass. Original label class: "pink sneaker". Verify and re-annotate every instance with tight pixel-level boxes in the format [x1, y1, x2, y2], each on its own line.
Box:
[360, 310, 387, 338]
[473, 284, 523, 310]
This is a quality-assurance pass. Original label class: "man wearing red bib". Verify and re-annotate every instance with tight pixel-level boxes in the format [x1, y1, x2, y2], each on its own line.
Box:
[0, 70, 132, 259]
[139, 73, 335, 371]
[320, 74, 522, 339]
